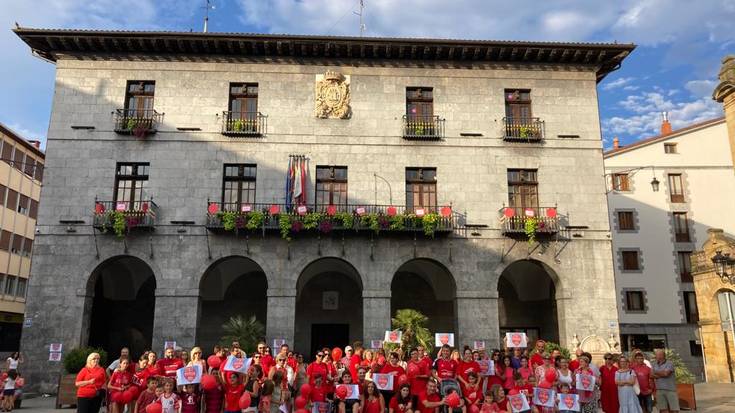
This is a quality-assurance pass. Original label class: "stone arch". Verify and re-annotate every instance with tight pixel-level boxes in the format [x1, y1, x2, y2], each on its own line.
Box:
[84, 255, 157, 360]
[294, 257, 363, 356]
[391, 258, 458, 335]
[197, 256, 269, 353]
[497, 259, 560, 344]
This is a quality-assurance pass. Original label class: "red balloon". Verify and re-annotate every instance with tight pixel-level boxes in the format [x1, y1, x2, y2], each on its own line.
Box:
[331, 347, 343, 362]
[469, 405, 480, 413]
[300, 383, 312, 397]
[397, 374, 409, 386]
[544, 368, 557, 383]
[239, 393, 252, 409]
[335, 384, 348, 400]
[295, 396, 308, 409]
[207, 355, 222, 370]
[146, 402, 162, 413]
[538, 380, 553, 389]
[407, 363, 420, 378]
[128, 386, 140, 399]
[377, 356, 386, 365]
[445, 392, 461, 408]
[296, 409, 309, 413]
[201, 374, 217, 391]
[507, 388, 520, 396]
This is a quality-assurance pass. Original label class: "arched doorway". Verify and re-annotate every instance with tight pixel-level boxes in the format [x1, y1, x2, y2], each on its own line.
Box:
[295, 258, 363, 356]
[198, 256, 268, 353]
[391, 259, 457, 335]
[86, 256, 156, 359]
[498, 259, 559, 344]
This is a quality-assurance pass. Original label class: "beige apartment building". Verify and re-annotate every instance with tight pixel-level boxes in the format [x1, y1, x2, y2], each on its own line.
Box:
[0, 124, 44, 352]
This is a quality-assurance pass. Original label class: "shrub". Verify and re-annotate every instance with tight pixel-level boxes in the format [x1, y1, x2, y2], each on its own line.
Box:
[63, 347, 108, 374]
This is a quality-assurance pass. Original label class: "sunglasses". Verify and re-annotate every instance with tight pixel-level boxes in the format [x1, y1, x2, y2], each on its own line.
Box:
[604, 357, 612, 360]
[253, 355, 261, 359]
[317, 354, 324, 357]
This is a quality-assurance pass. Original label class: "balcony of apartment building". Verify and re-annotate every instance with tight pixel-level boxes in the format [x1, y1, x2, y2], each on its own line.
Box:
[402, 87, 445, 140]
[221, 83, 267, 137]
[500, 206, 560, 237]
[93, 199, 159, 236]
[113, 81, 163, 137]
[502, 89, 544, 142]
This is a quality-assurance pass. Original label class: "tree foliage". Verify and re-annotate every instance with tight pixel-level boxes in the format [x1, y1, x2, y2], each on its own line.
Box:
[386, 309, 433, 358]
[220, 315, 265, 355]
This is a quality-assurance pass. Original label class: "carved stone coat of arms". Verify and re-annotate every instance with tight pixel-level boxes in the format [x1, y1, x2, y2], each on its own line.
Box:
[315, 70, 351, 119]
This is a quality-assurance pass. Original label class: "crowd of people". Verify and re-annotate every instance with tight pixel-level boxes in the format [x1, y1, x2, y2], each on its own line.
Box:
[71, 339, 679, 413]
[0, 352, 24, 412]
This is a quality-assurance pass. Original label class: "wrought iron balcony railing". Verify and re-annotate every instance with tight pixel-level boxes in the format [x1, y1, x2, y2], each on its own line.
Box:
[500, 206, 559, 236]
[502, 117, 544, 141]
[205, 202, 460, 237]
[402, 115, 445, 140]
[221, 111, 267, 136]
[113, 109, 163, 136]
[93, 199, 159, 235]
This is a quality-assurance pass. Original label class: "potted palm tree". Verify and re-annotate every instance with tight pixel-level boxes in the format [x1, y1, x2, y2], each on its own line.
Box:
[384, 309, 433, 356]
[220, 315, 265, 355]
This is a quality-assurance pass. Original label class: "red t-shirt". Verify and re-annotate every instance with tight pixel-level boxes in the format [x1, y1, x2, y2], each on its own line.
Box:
[181, 392, 201, 413]
[433, 358, 458, 380]
[418, 391, 441, 413]
[261, 354, 274, 375]
[530, 354, 544, 370]
[389, 396, 412, 413]
[132, 368, 150, 389]
[157, 358, 184, 378]
[203, 385, 224, 413]
[633, 364, 653, 395]
[463, 384, 482, 406]
[458, 360, 481, 382]
[287, 357, 298, 372]
[349, 354, 362, 382]
[407, 360, 430, 396]
[364, 397, 382, 413]
[494, 399, 508, 412]
[310, 385, 327, 403]
[75, 366, 107, 398]
[515, 384, 533, 402]
[224, 382, 244, 411]
[136, 390, 158, 413]
[307, 362, 328, 385]
[380, 364, 406, 391]
[109, 370, 132, 393]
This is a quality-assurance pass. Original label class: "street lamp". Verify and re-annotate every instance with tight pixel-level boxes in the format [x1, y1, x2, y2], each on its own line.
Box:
[650, 176, 660, 192]
[711, 250, 735, 284]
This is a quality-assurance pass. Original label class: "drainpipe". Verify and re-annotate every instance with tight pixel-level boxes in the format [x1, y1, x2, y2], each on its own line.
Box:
[698, 326, 707, 382]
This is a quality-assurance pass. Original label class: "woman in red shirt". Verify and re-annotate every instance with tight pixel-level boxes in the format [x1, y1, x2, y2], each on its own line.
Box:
[463, 372, 482, 410]
[497, 356, 514, 391]
[389, 383, 413, 413]
[109, 358, 134, 413]
[457, 347, 481, 393]
[224, 372, 245, 413]
[75, 352, 107, 413]
[361, 381, 385, 413]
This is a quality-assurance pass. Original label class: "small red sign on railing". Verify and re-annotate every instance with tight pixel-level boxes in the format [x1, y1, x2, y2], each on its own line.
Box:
[269, 204, 280, 214]
[440, 206, 452, 217]
[207, 203, 219, 214]
[546, 208, 557, 218]
[386, 206, 397, 216]
[95, 202, 105, 214]
[415, 208, 426, 217]
[326, 205, 337, 216]
[503, 207, 515, 217]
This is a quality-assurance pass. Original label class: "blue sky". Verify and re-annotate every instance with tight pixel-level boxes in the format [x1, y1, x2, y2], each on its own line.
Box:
[1, 0, 733, 150]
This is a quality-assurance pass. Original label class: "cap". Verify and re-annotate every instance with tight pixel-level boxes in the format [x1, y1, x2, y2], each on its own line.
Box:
[345, 346, 353, 352]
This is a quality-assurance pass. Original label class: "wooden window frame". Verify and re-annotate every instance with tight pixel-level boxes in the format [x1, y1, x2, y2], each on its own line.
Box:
[618, 211, 635, 231]
[507, 169, 539, 215]
[15, 277, 26, 298]
[228, 83, 259, 116]
[673, 212, 690, 242]
[678, 251, 693, 282]
[664, 143, 677, 154]
[405, 167, 437, 212]
[124, 81, 156, 116]
[0, 230, 10, 251]
[668, 174, 685, 203]
[612, 173, 630, 191]
[683, 291, 699, 323]
[625, 290, 645, 312]
[621, 250, 640, 271]
[5, 189, 18, 212]
[504, 89, 533, 121]
[315, 166, 348, 206]
[406, 87, 434, 118]
[114, 162, 150, 206]
[221, 164, 257, 210]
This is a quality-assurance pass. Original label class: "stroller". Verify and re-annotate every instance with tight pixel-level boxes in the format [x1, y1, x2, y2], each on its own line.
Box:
[439, 379, 464, 413]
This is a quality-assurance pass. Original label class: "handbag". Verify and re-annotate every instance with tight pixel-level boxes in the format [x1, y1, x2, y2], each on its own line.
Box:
[631, 372, 640, 395]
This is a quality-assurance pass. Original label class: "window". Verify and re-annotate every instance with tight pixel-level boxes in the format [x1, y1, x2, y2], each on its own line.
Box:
[504, 89, 532, 121]
[29, 199, 38, 220]
[23, 155, 35, 177]
[15, 278, 26, 298]
[678, 251, 693, 282]
[229, 83, 258, 115]
[124, 81, 155, 116]
[3, 275, 15, 296]
[621, 334, 666, 352]
[21, 237, 32, 257]
[689, 340, 702, 357]
[668, 174, 684, 203]
[0, 184, 6, 206]
[621, 250, 640, 271]
[673, 212, 690, 242]
[0, 231, 9, 251]
[718, 291, 735, 331]
[1, 142, 12, 165]
[10, 235, 22, 255]
[5, 189, 17, 212]
[612, 173, 630, 191]
[34, 162, 44, 182]
[315, 166, 348, 206]
[507, 169, 538, 215]
[10, 147, 23, 171]
[406, 87, 433, 119]
[683, 291, 699, 323]
[17, 195, 29, 215]
[664, 143, 678, 154]
[114, 162, 150, 207]
[617, 211, 635, 231]
[625, 290, 645, 312]
[222, 164, 257, 210]
[405, 168, 437, 212]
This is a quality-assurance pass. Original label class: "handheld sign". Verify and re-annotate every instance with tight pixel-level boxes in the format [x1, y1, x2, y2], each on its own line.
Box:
[343, 384, 360, 400]
[435, 333, 455, 347]
[575, 373, 596, 392]
[384, 330, 402, 344]
[557, 393, 580, 412]
[532, 387, 556, 408]
[508, 394, 530, 413]
[223, 355, 251, 374]
[176, 365, 202, 385]
[370, 340, 383, 349]
[505, 332, 528, 348]
[477, 359, 495, 376]
[372, 373, 394, 391]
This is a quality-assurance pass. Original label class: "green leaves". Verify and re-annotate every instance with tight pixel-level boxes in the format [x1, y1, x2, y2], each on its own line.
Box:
[220, 315, 265, 355]
[387, 309, 433, 357]
[524, 217, 538, 245]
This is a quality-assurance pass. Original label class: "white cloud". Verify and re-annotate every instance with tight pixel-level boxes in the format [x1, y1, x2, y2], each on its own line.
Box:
[602, 77, 636, 91]
[684, 79, 718, 98]
[623, 85, 639, 91]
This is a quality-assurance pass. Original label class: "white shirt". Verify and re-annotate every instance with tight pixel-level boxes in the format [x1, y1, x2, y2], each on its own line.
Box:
[4, 377, 15, 390]
[6, 358, 18, 370]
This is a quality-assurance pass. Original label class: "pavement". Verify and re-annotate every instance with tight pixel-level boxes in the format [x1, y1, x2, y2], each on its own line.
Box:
[12, 383, 735, 412]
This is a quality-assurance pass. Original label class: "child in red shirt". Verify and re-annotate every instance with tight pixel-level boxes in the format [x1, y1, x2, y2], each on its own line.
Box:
[180, 384, 200, 413]
[389, 383, 413, 413]
[109, 358, 134, 413]
[511, 373, 533, 404]
[158, 379, 181, 413]
[310, 375, 327, 404]
[224, 373, 245, 413]
[202, 373, 224, 413]
[134, 377, 159, 413]
[463, 372, 482, 410]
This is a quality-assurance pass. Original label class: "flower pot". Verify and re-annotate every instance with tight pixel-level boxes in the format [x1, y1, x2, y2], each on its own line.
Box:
[676, 383, 696, 410]
[56, 373, 78, 408]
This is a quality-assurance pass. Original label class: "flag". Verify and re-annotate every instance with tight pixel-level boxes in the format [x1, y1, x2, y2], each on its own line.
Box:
[532, 387, 556, 408]
[176, 365, 202, 385]
[293, 157, 302, 204]
[223, 355, 251, 374]
[372, 373, 394, 391]
[557, 394, 580, 411]
[285, 157, 292, 211]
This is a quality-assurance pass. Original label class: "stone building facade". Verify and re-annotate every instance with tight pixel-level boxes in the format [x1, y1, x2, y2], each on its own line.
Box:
[14, 28, 634, 391]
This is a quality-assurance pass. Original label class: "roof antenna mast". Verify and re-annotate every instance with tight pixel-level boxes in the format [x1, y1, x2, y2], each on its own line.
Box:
[203, 0, 215, 33]
[354, 0, 366, 36]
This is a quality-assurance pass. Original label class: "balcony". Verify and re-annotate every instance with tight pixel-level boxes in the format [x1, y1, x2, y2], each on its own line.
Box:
[502, 117, 544, 142]
[500, 206, 559, 237]
[221, 111, 267, 136]
[113, 109, 163, 136]
[206, 202, 459, 238]
[402, 115, 445, 140]
[93, 200, 159, 236]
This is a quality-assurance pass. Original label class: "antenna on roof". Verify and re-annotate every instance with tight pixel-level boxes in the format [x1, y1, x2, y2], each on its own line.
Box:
[203, 0, 215, 33]
[353, 0, 366, 36]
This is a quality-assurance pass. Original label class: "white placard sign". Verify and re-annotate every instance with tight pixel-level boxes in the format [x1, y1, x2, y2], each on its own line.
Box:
[505, 332, 528, 348]
[176, 365, 202, 385]
[384, 330, 402, 344]
[435, 333, 455, 347]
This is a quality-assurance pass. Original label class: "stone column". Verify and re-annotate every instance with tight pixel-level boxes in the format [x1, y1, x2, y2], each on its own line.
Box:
[713, 55, 735, 169]
[152, 289, 199, 351]
[363, 289, 392, 344]
[456, 290, 499, 349]
[266, 288, 297, 347]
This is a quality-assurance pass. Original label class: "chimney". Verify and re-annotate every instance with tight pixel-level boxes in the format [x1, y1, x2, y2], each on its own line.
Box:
[613, 136, 620, 149]
[661, 111, 672, 135]
[28, 140, 41, 149]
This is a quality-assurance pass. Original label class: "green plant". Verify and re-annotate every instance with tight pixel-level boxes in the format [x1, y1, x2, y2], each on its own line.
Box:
[422, 213, 440, 237]
[112, 211, 127, 238]
[389, 214, 405, 231]
[278, 213, 292, 240]
[233, 119, 244, 132]
[303, 212, 323, 230]
[524, 217, 538, 244]
[217, 211, 237, 232]
[519, 125, 531, 138]
[245, 211, 264, 230]
[529, 341, 571, 361]
[385, 309, 433, 358]
[126, 118, 137, 130]
[359, 213, 381, 234]
[63, 347, 108, 374]
[334, 212, 354, 229]
[220, 315, 265, 355]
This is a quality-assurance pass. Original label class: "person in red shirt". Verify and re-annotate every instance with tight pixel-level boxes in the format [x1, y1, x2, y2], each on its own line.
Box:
[134, 376, 159, 413]
[223, 372, 245, 413]
[463, 372, 482, 410]
[632, 352, 654, 413]
[145, 352, 159, 378]
[180, 384, 201, 413]
[529, 339, 546, 370]
[362, 381, 386, 413]
[489, 384, 508, 413]
[310, 374, 327, 403]
[418, 346, 433, 371]
[380, 352, 406, 400]
[417, 379, 444, 413]
[511, 373, 532, 404]
[258, 342, 274, 376]
[156, 347, 184, 381]
[407, 348, 430, 400]
[108, 358, 133, 413]
[389, 383, 413, 413]
[306, 351, 330, 387]
[432, 345, 458, 381]
[349, 343, 364, 383]
[457, 347, 481, 393]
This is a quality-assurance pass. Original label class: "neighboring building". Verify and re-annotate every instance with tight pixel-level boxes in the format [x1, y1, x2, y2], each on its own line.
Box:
[0, 123, 44, 353]
[14, 28, 634, 391]
[604, 114, 734, 379]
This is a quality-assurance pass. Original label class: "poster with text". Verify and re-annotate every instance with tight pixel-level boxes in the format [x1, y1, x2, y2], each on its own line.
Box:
[223, 355, 251, 374]
[508, 394, 530, 413]
[384, 330, 402, 344]
[557, 394, 580, 412]
[504, 332, 528, 348]
[49, 343, 63, 352]
[575, 373, 596, 392]
[164, 341, 177, 351]
[473, 341, 485, 350]
[176, 365, 202, 385]
[372, 373, 394, 391]
[477, 359, 495, 376]
[49, 352, 62, 362]
[435, 333, 455, 347]
[532, 387, 556, 408]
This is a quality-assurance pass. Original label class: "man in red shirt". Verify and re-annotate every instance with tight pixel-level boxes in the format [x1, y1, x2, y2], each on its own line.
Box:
[407, 348, 430, 397]
[306, 351, 329, 386]
[349, 342, 364, 382]
[633, 352, 654, 413]
[257, 342, 274, 375]
[418, 379, 444, 413]
[156, 347, 184, 380]
[432, 344, 457, 381]
[529, 339, 546, 370]
[380, 352, 406, 399]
